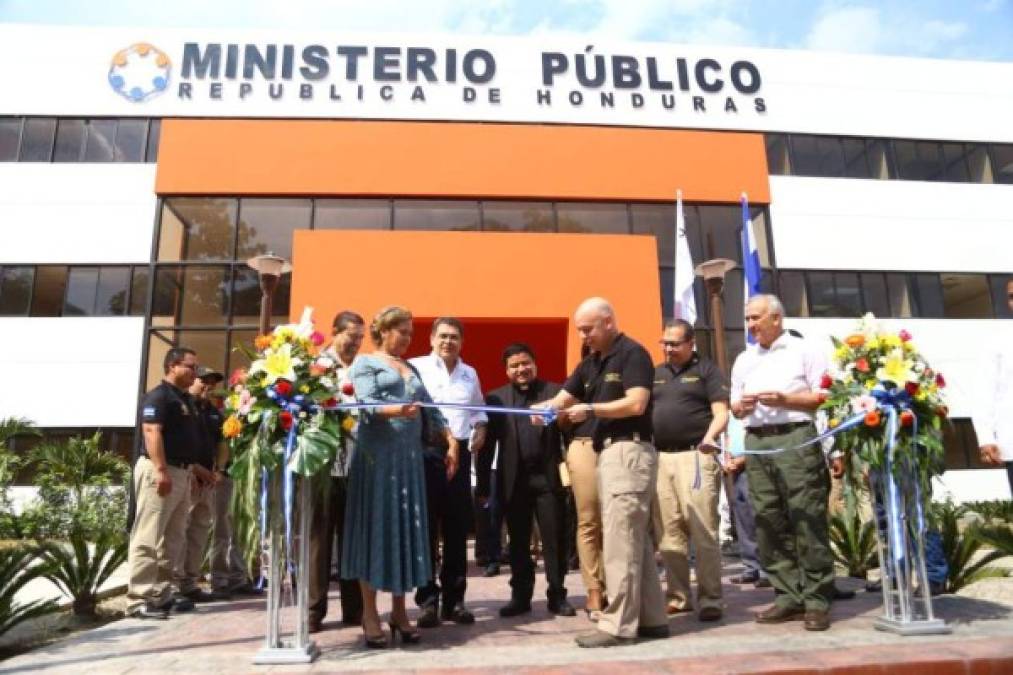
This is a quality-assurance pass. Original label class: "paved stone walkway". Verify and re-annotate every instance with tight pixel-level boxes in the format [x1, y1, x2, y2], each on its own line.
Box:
[3, 556, 1012, 673]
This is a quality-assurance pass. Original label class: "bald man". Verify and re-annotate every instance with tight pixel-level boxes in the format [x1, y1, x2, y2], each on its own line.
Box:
[535, 298, 667, 648]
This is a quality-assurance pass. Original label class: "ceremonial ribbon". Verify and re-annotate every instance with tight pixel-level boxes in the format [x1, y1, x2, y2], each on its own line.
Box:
[321, 400, 558, 423]
[255, 411, 272, 590]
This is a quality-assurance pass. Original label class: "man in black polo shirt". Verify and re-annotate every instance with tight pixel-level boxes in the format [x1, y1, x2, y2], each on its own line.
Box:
[126, 347, 203, 619]
[535, 297, 667, 648]
[651, 319, 729, 622]
[486, 343, 575, 619]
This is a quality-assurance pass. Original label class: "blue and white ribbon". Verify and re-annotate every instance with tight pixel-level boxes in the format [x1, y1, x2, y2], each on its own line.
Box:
[321, 400, 558, 423]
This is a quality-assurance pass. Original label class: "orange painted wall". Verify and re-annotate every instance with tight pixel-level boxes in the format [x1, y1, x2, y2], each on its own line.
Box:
[290, 230, 664, 370]
[156, 119, 769, 204]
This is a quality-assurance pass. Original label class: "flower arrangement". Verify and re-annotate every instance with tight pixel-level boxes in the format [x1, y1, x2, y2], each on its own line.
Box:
[820, 313, 947, 484]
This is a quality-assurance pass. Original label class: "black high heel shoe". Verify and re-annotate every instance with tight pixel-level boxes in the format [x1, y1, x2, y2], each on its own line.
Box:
[388, 621, 421, 644]
[362, 628, 388, 649]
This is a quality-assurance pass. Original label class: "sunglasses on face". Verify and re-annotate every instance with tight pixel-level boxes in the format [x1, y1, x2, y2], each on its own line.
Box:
[660, 339, 690, 348]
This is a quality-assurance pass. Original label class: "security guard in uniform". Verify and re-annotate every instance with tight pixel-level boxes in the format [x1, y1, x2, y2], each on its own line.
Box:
[127, 346, 203, 619]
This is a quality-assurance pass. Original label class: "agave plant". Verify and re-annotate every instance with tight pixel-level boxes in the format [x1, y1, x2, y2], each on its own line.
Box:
[933, 501, 1008, 592]
[830, 503, 879, 578]
[0, 546, 58, 637]
[972, 524, 1013, 561]
[36, 530, 128, 617]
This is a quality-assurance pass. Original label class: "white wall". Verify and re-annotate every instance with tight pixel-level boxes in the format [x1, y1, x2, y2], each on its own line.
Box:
[769, 177, 1013, 272]
[0, 164, 156, 264]
[0, 318, 145, 427]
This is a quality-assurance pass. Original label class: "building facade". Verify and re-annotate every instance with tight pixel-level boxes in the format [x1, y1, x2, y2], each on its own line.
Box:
[0, 25, 1011, 500]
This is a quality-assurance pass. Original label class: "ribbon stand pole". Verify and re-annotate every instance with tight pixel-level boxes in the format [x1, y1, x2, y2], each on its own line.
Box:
[254, 463, 319, 663]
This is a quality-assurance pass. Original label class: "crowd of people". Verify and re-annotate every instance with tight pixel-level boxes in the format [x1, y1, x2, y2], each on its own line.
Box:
[123, 285, 1013, 649]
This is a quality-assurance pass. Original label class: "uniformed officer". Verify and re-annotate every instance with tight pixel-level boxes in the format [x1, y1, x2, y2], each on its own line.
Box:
[730, 294, 834, 631]
[535, 297, 668, 648]
[126, 347, 203, 619]
[174, 367, 227, 603]
[651, 319, 729, 622]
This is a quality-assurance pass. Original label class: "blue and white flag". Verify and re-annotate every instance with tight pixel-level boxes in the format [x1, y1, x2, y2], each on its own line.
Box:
[740, 193, 762, 343]
[673, 191, 697, 324]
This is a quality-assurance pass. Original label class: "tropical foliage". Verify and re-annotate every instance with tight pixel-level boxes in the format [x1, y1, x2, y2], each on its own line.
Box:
[829, 503, 879, 578]
[36, 531, 128, 617]
[0, 546, 57, 638]
[932, 501, 1008, 592]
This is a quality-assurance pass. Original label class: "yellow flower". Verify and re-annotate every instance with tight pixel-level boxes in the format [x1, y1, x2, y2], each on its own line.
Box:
[882, 334, 902, 350]
[864, 379, 876, 390]
[834, 345, 850, 362]
[829, 418, 840, 428]
[341, 416, 356, 433]
[300, 384, 310, 393]
[249, 343, 302, 384]
[876, 350, 914, 387]
[866, 337, 880, 351]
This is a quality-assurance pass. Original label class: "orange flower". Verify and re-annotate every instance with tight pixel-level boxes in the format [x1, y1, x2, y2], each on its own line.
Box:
[254, 334, 273, 351]
[864, 411, 881, 427]
[222, 415, 243, 438]
[845, 334, 866, 348]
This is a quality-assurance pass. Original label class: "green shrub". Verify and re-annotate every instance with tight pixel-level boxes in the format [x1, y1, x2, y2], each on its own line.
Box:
[0, 546, 58, 637]
[830, 503, 879, 578]
[933, 501, 1008, 592]
[37, 531, 127, 617]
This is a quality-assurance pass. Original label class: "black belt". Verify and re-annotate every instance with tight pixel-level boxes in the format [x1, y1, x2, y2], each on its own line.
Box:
[657, 445, 697, 453]
[746, 422, 811, 438]
[603, 432, 651, 446]
[140, 453, 192, 469]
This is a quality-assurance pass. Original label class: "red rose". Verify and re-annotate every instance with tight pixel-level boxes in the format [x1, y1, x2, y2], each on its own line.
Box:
[341, 381, 355, 396]
[819, 373, 833, 389]
[322, 397, 338, 408]
[229, 368, 247, 387]
[935, 373, 946, 388]
[900, 410, 914, 427]
[279, 411, 293, 431]
[275, 380, 293, 397]
[855, 358, 870, 373]
[905, 381, 919, 396]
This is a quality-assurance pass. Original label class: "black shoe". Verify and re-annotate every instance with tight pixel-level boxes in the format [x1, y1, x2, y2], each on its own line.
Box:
[483, 563, 500, 577]
[547, 598, 576, 617]
[730, 572, 760, 584]
[229, 582, 264, 596]
[831, 586, 856, 601]
[308, 618, 323, 634]
[754, 604, 804, 624]
[389, 621, 421, 644]
[183, 588, 224, 603]
[636, 624, 670, 640]
[803, 609, 831, 631]
[131, 603, 169, 620]
[441, 603, 475, 624]
[498, 599, 532, 617]
[341, 613, 363, 627]
[417, 605, 440, 628]
[170, 595, 196, 613]
[363, 630, 388, 649]
[698, 606, 723, 622]
[865, 579, 883, 593]
[754, 577, 773, 589]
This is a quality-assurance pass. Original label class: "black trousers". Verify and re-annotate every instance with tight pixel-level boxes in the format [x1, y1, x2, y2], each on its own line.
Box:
[308, 475, 362, 624]
[505, 470, 567, 603]
[416, 442, 473, 610]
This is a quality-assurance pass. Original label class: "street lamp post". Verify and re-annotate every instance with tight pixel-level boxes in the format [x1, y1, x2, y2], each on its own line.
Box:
[694, 258, 737, 375]
[246, 253, 292, 336]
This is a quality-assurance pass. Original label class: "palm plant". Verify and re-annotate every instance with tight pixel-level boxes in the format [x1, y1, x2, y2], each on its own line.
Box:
[0, 417, 38, 541]
[36, 530, 128, 617]
[29, 432, 126, 504]
[972, 524, 1013, 560]
[0, 546, 58, 637]
[830, 503, 879, 578]
[933, 501, 1008, 592]
[965, 500, 1013, 525]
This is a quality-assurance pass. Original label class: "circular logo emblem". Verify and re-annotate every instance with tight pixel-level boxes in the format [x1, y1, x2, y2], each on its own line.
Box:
[108, 43, 171, 102]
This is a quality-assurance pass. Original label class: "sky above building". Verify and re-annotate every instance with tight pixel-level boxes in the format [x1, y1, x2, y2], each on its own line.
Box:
[1, 0, 1010, 62]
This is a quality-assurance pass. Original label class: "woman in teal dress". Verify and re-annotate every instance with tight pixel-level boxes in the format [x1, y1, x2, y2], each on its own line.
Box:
[342, 306, 459, 647]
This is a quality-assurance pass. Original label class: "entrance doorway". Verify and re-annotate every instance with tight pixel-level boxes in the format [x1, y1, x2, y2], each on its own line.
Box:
[406, 317, 569, 392]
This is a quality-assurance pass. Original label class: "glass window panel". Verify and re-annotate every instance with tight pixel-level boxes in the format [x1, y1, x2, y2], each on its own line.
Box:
[30, 266, 68, 317]
[911, 273, 944, 318]
[860, 272, 890, 317]
[236, 198, 312, 261]
[698, 206, 741, 263]
[967, 145, 991, 183]
[750, 208, 773, 268]
[394, 200, 480, 231]
[230, 267, 291, 326]
[228, 329, 259, 376]
[53, 119, 86, 161]
[833, 272, 862, 317]
[18, 118, 56, 161]
[723, 268, 744, 328]
[145, 119, 160, 162]
[146, 331, 175, 391]
[886, 273, 913, 318]
[807, 271, 836, 317]
[0, 266, 34, 315]
[724, 330, 747, 367]
[84, 119, 117, 162]
[555, 202, 628, 234]
[867, 139, 894, 179]
[482, 201, 555, 232]
[151, 267, 182, 326]
[893, 140, 942, 181]
[991, 144, 1013, 185]
[940, 143, 972, 182]
[990, 275, 1013, 318]
[841, 138, 874, 179]
[759, 269, 775, 294]
[273, 273, 292, 320]
[129, 266, 150, 316]
[177, 330, 228, 374]
[789, 135, 845, 176]
[113, 119, 147, 162]
[0, 118, 20, 161]
[940, 273, 991, 319]
[153, 266, 229, 326]
[96, 266, 131, 316]
[314, 199, 390, 230]
[779, 271, 807, 317]
[159, 198, 237, 261]
[631, 204, 675, 265]
[765, 133, 790, 175]
[63, 267, 99, 316]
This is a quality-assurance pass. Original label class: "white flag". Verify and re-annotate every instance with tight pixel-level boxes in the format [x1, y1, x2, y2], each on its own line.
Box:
[673, 192, 697, 323]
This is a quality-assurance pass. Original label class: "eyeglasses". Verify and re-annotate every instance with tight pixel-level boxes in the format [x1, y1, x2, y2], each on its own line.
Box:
[660, 339, 691, 348]
[175, 362, 197, 371]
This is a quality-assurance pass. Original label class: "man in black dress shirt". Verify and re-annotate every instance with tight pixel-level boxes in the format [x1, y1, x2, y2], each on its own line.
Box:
[486, 343, 576, 618]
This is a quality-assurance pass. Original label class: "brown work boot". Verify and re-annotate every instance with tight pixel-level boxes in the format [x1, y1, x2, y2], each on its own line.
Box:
[754, 604, 805, 624]
[804, 609, 831, 631]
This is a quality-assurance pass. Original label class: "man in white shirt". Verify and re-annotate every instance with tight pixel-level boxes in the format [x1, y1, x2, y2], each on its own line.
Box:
[730, 294, 834, 632]
[972, 278, 1013, 496]
[410, 317, 487, 627]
